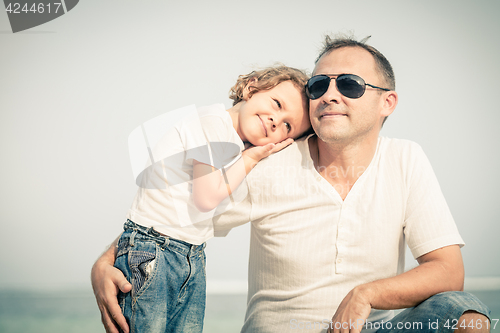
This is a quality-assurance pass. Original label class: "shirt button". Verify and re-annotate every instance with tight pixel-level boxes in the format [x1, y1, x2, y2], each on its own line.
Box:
[337, 258, 342, 263]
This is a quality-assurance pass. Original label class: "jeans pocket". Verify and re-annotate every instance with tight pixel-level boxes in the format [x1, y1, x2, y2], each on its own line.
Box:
[128, 249, 156, 298]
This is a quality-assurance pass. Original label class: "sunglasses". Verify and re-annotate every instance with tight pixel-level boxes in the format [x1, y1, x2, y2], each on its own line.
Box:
[305, 74, 390, 100]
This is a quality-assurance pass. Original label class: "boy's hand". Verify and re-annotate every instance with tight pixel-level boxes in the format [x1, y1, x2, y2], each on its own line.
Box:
[243, 138, 294, 164]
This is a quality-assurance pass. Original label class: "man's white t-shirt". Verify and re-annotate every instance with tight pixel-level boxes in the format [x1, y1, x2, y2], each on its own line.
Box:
[214, 134, 464, 333]
[127, 104, 245, 245]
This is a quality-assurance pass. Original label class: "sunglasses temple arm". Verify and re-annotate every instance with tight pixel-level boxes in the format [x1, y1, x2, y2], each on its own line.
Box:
[366, 83, 390, 91]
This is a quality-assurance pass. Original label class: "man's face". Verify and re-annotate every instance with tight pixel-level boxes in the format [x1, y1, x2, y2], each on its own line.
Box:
[309, 47, 388, 145]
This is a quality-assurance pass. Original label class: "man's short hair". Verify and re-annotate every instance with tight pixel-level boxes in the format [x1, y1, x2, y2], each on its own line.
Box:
[315, 34, 396, 91]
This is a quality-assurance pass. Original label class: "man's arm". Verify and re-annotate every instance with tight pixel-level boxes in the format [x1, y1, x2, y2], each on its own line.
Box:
[91, 235, 132, 333]
[328, 244, 464, 333]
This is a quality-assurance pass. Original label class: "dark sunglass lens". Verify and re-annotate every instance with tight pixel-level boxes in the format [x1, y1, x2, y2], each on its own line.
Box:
[307, 76, 330, 100]
[337, 75, 365, 99]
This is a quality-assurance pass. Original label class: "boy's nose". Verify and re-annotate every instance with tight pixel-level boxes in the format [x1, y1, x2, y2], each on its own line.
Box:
[269, 115, 280, 130]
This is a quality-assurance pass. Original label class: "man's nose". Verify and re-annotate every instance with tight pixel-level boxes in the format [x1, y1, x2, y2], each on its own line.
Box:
[321, 79, 342, 104]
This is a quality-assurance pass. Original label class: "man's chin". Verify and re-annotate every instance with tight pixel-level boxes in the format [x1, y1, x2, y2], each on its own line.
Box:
[315, 128, 348, 144]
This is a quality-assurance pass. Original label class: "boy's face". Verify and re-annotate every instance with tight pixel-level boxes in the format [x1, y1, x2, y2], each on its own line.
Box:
[236, 81, 310, 146]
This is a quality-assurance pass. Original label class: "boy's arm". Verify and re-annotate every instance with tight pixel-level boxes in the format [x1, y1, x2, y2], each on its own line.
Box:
[91, 235, 132, 333]
[192, 138, 293, 212]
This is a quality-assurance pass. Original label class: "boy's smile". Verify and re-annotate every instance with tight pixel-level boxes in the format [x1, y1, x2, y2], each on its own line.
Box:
[257, 115, 268, 137]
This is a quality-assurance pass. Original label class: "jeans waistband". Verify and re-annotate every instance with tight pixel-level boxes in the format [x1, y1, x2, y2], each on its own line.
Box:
[123, 220, 205, 255]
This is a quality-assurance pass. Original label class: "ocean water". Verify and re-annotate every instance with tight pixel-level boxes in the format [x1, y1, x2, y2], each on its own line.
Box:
[0, 289, 247, 333]
[0, 289, 498, 333]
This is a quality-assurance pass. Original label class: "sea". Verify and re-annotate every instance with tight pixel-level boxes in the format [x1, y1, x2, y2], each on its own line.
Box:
[0, 288, 498, 333]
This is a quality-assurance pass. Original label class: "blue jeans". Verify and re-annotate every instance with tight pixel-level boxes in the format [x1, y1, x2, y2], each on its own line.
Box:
[114, 220, 206, 333]
[374, 291, 491, 332]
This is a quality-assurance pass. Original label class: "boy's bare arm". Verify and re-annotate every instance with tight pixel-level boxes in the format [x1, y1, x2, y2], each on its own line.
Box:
[91, 235, 131, 333]
[192, 138, 293, 212]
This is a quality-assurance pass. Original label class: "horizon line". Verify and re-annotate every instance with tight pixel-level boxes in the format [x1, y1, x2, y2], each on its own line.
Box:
[0, 276, 499, 295]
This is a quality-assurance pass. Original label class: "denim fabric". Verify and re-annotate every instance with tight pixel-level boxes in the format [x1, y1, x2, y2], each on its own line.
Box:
[114, 220, 206, 333]
[374, 291, 491, 333]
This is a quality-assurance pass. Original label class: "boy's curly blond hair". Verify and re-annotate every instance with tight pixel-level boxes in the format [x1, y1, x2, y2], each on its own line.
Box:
[229, 65, 309, 106]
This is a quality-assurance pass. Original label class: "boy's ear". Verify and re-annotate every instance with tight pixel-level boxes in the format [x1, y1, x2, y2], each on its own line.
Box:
[242, 78, 258, 100]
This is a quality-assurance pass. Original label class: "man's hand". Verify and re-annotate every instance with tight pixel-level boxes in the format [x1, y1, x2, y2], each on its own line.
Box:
[327, 287, 372, 333]
[326, 245, 464, 333]
[91, 244, 132, 333]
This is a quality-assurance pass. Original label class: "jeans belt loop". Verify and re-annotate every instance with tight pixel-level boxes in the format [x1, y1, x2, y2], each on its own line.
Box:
[129, 230, 136, 247]
[161, 235, 169, 249]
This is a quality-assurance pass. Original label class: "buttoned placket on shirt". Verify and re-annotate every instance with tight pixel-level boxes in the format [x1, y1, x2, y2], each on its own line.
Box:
[308, 138, 380, 274]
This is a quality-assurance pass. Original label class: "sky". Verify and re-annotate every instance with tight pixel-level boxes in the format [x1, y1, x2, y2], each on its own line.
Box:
[0, 0, 499, 291]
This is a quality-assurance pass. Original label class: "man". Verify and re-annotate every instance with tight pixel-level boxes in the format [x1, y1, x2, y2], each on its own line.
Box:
[92, 35, 490, 333]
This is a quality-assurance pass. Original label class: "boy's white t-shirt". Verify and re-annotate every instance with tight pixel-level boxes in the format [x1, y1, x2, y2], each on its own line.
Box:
[126, 104, 245, 245]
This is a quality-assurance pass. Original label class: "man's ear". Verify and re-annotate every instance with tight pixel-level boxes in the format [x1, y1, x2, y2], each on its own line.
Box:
[380, 90, 398, 118]
[242, 78, 258, 100]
